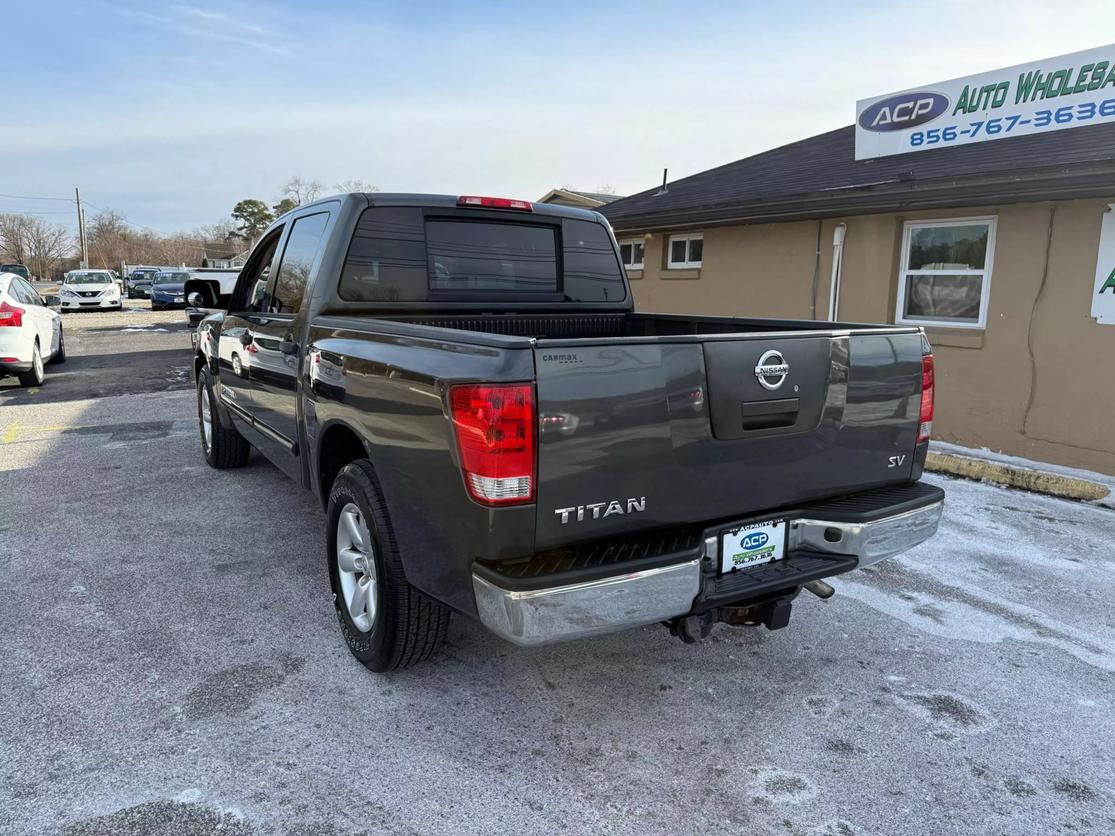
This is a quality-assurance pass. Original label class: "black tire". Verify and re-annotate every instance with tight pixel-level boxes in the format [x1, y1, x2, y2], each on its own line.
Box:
[197, 367, 250, 469]
[49, 327, 66, 365]
[17, 341, 44, 387]
[327, 460, 450, 671]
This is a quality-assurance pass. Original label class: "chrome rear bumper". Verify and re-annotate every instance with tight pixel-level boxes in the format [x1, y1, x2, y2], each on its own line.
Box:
[788, 501, 944, 568]
[474, 494, 943, 647]
[473, 560, 701, 647]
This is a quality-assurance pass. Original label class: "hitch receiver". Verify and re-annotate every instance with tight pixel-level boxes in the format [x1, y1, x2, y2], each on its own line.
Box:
[667, 597, 794, 642]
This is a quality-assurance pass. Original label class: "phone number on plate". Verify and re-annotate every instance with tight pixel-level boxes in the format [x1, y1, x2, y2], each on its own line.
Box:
[910, 98, 1115, 147]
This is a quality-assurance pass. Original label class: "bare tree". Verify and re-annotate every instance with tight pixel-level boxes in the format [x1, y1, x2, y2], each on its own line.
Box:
[333, 179, 379, 194]
[86, 209, 135, 269]
[594, 184, 618, 195]
[154, 234, 204, 267]
[0, 214, 31, 265]
[194, 219, 240, 243]
[0, 214, 73, 278]
[25, 218, 72, 280]
[280, 176, 324, 206]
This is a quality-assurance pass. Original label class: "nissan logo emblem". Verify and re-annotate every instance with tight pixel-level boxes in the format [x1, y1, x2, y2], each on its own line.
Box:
[754, 350, 790, 391]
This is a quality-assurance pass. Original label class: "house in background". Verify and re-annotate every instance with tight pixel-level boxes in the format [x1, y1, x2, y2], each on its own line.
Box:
[201, 244, 250, 269]
[537, 188, 624, 209]
[601, 121, 1115, 475]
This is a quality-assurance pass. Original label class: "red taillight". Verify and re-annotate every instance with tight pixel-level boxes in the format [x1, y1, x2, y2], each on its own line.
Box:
[918, 351, 935, 443]
[449, 383, 536, 505]
[457, 195, 533, 212]
[0, 300, 24, 327]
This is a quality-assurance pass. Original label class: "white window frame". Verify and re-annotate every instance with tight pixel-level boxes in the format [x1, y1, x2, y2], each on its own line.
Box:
[895, 216, 996, 330]
[667, 233, 703, 269]
[618, 238, 645, 270]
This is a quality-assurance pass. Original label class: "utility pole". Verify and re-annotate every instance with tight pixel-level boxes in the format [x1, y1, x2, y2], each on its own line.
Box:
[75, 187, 88, 268]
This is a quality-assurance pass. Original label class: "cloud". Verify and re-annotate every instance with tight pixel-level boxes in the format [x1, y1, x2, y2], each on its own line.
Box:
[116, 4, 291, 55]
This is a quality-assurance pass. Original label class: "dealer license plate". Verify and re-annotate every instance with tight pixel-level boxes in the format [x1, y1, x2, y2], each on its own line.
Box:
[720, 519, 787, 573]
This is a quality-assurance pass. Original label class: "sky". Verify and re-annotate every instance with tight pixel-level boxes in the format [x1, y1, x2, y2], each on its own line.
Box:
[4, 0, 1115, 237]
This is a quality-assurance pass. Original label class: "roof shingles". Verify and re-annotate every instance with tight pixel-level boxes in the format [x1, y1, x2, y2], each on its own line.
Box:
[603, 122, 1115, 230]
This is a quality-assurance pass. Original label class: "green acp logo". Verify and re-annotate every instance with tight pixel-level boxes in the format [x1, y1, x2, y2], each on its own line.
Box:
[1101, 267, 1115, 294]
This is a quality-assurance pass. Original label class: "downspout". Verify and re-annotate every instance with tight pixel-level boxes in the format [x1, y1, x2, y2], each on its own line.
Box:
[808, 220, 822, 319]
[827, 223, 847, 321]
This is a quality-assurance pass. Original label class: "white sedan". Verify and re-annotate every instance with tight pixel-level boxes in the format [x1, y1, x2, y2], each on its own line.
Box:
[0, 272, 65, 386]
[59, 270, 123, 311]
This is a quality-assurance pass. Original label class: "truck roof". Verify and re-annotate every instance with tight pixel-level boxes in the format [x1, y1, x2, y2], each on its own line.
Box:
[282, 192, 607, 225]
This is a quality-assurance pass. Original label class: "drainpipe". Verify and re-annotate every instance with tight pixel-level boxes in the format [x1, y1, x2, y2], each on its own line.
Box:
[827, 223, 847, 321]
[808, 220, 822, 319]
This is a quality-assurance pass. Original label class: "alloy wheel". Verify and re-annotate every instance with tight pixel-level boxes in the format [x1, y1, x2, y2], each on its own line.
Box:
[199, 384, 213, 453]
[336, 503, 378, 632]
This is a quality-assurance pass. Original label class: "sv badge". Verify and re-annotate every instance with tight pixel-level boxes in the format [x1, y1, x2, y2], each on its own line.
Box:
[888, 455, 907, 468]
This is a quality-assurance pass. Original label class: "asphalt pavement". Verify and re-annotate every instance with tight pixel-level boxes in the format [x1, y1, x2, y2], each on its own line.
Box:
[1, 309, 1113, 835]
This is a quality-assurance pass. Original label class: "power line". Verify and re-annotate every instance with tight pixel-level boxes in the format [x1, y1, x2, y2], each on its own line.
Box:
[0, 209, 73, 215]
[0, 192, 75, 202]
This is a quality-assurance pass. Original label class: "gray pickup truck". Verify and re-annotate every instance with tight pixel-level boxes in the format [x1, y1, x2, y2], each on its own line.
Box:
[189, 192, 943, 671]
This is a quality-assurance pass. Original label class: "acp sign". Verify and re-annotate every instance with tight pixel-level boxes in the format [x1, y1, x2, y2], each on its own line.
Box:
[855, 42, 1115, 159]
[859, 92, 950, 133]
[1093, 205, 1115, 325]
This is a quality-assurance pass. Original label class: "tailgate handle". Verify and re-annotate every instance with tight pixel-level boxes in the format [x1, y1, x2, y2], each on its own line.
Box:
[739, 398, 799, 431]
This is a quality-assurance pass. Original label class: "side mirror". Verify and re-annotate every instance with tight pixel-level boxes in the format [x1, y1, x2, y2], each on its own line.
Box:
[187, 292, 203, 307]
[44, 294, 61, 309]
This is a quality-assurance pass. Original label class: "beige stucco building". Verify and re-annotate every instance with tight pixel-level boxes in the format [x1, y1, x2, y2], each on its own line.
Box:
[603, 125, 1115, 475]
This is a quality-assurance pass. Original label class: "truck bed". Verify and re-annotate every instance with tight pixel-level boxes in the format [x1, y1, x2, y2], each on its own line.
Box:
[382, 311, 913, 341]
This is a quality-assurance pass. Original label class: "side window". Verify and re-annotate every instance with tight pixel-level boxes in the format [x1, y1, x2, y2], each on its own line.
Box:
[231, 228, 283, 313]
[268, 212, 330, 314]
[14, 278, 39, 304]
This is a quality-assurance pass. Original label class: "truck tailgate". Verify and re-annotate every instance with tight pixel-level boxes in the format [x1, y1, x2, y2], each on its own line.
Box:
[533, 331, 924, 550]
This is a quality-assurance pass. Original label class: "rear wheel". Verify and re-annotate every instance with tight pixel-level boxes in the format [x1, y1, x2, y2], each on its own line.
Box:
[327, 459, 450, 671]
[17, 341, 44, 387]
[197, 367, 250, 469]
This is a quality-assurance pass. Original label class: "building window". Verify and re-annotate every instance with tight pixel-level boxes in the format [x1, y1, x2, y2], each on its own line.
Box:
[896, 217, 996, 329]
[618, 239, 644, 270]
[667, 233, 703, 269]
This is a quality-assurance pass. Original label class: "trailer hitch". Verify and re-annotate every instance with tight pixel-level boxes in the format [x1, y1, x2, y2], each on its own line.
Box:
[667, 596, 795, 643]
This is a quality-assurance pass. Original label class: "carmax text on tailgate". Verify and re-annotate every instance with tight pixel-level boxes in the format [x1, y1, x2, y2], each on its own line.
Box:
[554, 497, 646, 524]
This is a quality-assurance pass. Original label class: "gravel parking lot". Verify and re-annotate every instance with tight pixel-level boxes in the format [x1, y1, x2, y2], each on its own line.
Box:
[1, 308, 1113, 835]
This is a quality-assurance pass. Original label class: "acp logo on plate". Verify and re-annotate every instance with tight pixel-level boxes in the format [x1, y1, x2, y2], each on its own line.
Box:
[741, 532, 770, 551]
[859, 91, 949, 132]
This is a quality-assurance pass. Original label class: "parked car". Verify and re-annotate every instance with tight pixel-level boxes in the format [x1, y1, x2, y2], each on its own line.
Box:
[0, 272, 64, 386]
[127, 267, 160, 298]
[59, 270, 122, 311]
[0, 263, 32, 281]
[190, 193, 943, 672]
[150, 270, 191, 310]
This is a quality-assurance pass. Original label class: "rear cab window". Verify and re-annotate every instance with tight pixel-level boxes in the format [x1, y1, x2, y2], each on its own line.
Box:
[339, 207, 625, 304]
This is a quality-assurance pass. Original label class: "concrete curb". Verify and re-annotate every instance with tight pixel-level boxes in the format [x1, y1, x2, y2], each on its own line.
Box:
[925, 451, 1112, 503]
